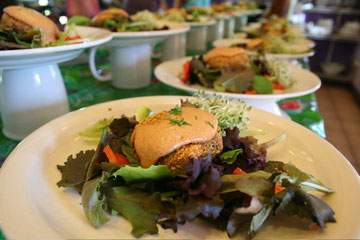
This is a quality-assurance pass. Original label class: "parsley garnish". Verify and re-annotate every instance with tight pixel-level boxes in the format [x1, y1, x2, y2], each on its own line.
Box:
[167, 117, 191, 126]
[205, 121, 215, 129]
[169, 105, 182, 115]
[195, 115, 198, 120]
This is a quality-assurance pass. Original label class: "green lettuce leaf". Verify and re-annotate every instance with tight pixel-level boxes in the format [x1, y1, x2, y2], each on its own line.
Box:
[105, 186, 164, 238]
[112, 165, 172, 184]
[226, 211, 253, 237]
[82, 173, 110, 228]
[177, 195, 224, 221]
[85, 130, 110, 182]
[266, 161, 333, 193]
[79, 118, 113, 144]
[253, 75, 273, 94]
[247, 203, 274, 239]
[220, 171, 273, 202]
[57, 150, 95, 192]
[219, 149, 243, 164]
[108, 135, 139, 165]
[271, 187, 336, 228]
[68, 15, 92, 26]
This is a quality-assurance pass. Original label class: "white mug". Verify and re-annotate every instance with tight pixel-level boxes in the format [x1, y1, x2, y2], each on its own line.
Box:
[89, 44, 152, 89]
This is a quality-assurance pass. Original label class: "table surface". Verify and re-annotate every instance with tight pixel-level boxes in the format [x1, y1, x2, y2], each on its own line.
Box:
[0, 49, 325, 240]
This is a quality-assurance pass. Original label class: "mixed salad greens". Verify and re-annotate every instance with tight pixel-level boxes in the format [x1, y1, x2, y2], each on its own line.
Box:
[240, 15, 315, 55]
[236, 36, 314, 55]
[182, 54, 294, 94]
[211, 2, 259, 15]
[69, 10, 168, 32]
[164, 8, 212, 23]
[247, 15, 299, 43]
[0, 23, 88, 50]
[57, 93, 335, 239]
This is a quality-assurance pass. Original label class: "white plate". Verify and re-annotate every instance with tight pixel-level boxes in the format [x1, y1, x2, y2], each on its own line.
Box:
[154, 57, 321, 104]
[0, 96, 359, 239]
[213, 38, 315, 59]
[106, 21, 189, 48]
[0, 26, 112, 58]
[111, 21, 189, 38]
[0, 26, 112, 69]
[233, 9, 264, 16]
[242, 24, 306, 37]
[187, 20, 216, 27]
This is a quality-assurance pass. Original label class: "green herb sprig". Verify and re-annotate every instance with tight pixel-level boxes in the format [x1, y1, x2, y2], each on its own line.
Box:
[205, 121, 215, 129]
[169, 105, 182, 115]
[166, 117, 191, 126]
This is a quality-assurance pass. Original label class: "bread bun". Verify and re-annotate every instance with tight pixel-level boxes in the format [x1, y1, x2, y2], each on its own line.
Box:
[204, 47, 249, 69]
[92, 8, 129, 25]
[2, 6, 59, 45]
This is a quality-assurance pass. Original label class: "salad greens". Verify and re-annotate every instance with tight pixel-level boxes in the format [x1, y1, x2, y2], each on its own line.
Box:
[57, 96, 335, 239]
[188, 91, 251, 135]
[184, 53, 293, 94]
[79, 118, 114, 144]
[0, 23, 89, 50]
[164, 8, 212, 23]
[247, 15, 299, 43]
[253, 75, 273, 94]
[69, 10, 168, 32]
[0, 28, 42, 49]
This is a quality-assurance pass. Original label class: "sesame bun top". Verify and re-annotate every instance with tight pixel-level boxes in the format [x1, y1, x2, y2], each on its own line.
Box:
[3, 6, 59, 45]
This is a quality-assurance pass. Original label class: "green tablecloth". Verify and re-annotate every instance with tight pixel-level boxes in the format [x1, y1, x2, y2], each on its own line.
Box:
[0, 51, 324, 240]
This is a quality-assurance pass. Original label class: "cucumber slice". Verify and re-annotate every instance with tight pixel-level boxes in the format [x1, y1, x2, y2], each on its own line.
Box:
[135, 106, 152, 122]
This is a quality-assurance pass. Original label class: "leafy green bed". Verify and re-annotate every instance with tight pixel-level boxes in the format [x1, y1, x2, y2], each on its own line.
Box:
[57, 97, 335, 239]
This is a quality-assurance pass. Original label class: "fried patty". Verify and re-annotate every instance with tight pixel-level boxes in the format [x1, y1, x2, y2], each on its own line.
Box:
[204, 47, 249, 69]
[131, 111, 223, 169]
[157, 127, 223, 169]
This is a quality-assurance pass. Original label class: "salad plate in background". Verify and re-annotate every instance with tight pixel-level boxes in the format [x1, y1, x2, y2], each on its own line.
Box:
[154, 56, 320, 115]
[0, 25, 112, 68]
[0, 96, 359, 239]
[213, 38, 315, 59]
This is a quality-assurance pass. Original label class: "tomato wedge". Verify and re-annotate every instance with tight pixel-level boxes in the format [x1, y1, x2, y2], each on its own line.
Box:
[244, 89, 257, 94]
[181, 61, 191, 83]
[233, 167, 247, 175]
[103, 145, 130, 164]
[271, 81, 285, 90]
[65, 35, 82, 41]
[274, 182, 286, 194]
